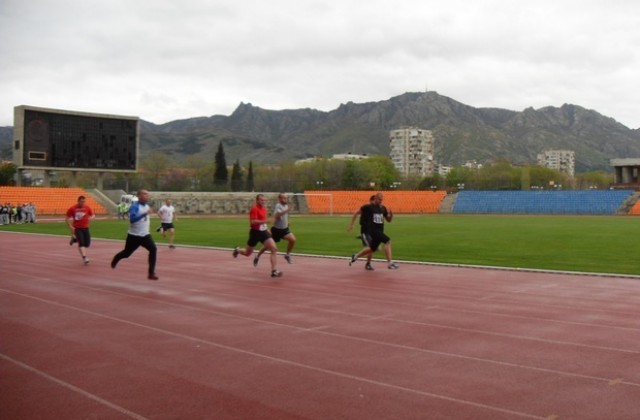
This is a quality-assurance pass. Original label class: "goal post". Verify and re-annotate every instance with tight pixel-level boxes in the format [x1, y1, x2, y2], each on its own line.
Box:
[292, 192, 334, 216]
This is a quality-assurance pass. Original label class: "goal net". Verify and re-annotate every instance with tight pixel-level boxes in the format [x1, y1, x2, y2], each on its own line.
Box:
[292, 192, 334, 216]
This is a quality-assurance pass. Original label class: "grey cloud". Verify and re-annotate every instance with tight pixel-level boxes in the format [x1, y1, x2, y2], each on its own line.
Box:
[1, 0, 640, 128]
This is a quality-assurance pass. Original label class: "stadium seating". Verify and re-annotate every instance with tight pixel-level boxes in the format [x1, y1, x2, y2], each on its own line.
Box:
[629, 200, 640, 215]
[304, 190, 447, 214]
[0, 187, 108, 216]
[451, 190, 634, 215]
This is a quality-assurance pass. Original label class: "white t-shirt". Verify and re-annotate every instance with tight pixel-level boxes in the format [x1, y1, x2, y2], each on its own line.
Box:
[273, 203, 288, 229]
[128, 202, 151, 237]
[158, 204, 175, 224]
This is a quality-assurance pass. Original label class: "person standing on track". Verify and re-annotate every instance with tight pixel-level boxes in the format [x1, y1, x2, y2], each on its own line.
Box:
[111, 189, 159, 280]
[253, 192, 296, 267]
[347, 192, 398, 270]
[156, 198, 178, 249]
[66, 195, 95, 265]
[233, 194, 282, 278]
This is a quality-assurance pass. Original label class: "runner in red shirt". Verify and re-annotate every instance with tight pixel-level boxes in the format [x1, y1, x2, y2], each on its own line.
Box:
[232, 194, 282, 277]
[66, 195, 95, 265]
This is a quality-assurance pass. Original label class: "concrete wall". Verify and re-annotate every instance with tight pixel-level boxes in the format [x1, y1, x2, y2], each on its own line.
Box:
[139, 192, 293, 215]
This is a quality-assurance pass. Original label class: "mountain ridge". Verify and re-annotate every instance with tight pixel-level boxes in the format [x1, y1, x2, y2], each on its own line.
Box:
[2, 91, 640, 172]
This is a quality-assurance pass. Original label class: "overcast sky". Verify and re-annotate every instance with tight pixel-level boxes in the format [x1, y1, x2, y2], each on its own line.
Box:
[1, 0, 639, 128]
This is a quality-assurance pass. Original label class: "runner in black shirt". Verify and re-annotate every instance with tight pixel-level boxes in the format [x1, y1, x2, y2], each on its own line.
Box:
[347, 192, 399, 270]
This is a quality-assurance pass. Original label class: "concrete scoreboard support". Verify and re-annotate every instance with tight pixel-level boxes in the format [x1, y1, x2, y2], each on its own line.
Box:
[610, 158, 640, 186]
[13, 105, 139, 187]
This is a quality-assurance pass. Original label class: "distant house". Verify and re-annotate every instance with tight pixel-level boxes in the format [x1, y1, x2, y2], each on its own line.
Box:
[295, 153, 369, 165]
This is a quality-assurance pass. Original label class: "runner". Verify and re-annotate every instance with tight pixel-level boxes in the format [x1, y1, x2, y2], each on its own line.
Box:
[347, 192, 398, 270]
[253, 193, 296, 267]
[233, 194, 282, 277]
[66, 195, 95, 265]
[111, 189, 159, 280]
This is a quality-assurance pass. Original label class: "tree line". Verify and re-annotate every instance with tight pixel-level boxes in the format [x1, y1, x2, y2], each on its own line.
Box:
[126, 143, 613, 192]
[1, 142, 614, 191]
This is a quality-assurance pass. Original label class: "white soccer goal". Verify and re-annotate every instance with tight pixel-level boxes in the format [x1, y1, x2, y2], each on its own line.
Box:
[291, 192, 334, 216]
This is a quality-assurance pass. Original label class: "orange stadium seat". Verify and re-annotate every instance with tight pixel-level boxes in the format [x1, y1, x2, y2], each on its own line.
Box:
[0, 187, 108, 216]
[303, 190, 446, 214]
[629, 200, 640, 215]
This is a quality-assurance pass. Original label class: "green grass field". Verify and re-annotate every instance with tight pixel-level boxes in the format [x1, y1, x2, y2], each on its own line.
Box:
[2, 214, 639, 275]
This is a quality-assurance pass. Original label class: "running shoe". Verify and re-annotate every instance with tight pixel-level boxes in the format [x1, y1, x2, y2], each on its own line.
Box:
[388, 262, 399, 270]
[148, 274, 159, 280]
[232, 247, 239, 258]
[349, 254, 356, 266]
[69, 236, 77, 245]
[83, 256, 90, 265]
[253, 256, 259, 267]
[365, 263, 374, 271]
[284, 254, 292, 264]
[271, 269, 283, 278]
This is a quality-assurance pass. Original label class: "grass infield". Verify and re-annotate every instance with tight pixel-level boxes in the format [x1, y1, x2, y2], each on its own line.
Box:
[2, 214, 639, 276]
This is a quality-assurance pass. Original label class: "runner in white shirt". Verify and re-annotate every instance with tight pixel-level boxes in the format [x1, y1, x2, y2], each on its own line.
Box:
[157, 199, 178, 249]
[111, 189, 159, 280]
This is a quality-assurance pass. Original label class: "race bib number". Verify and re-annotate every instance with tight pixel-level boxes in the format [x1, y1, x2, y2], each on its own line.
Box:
[373, 213, 384, 224]
[260, 223, 267, 231]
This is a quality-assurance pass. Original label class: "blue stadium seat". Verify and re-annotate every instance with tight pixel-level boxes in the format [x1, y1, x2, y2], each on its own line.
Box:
[452, 190, 634, 215]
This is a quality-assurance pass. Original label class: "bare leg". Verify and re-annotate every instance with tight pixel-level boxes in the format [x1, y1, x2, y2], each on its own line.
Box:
[351, 246, 372, 263]
[384, 241, 392, 263]
[239, 246, 255, 257]
[284, 233, 296, 255]
[264, 238, 278, 271]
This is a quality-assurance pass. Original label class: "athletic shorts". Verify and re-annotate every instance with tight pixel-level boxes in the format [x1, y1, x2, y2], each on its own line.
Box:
[359, 227, 367, 246]
[362, 230, 389, 252]
[75, 228, 91, 248]
[161, 222, 174, 230]
[270, 226, 291, 242]
[247, 229, 272, 247]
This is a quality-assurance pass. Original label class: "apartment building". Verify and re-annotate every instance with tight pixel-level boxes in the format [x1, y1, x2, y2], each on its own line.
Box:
[537, 150, 575, 177]
[389, 127, 435, 177]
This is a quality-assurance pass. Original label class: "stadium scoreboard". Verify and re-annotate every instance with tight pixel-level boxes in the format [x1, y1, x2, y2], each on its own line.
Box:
[13, 105, 139, 172]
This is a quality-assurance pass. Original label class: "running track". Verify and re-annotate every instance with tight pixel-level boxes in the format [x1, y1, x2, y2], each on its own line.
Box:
[1, 231, 640, 419]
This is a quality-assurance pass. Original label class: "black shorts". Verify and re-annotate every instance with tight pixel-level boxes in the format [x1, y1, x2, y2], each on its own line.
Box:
[75, 228, 91, 248]
[247, 229, 272, 247]
[270, 226, 291, 242]
[161, 222, 174, 230]
[362, 230, 390, 252]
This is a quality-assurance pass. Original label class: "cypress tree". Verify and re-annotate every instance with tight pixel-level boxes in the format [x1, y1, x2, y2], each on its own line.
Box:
[231, 159, 243, 191]
[214, 142, 228, 187]
[245, 161, 254, 192]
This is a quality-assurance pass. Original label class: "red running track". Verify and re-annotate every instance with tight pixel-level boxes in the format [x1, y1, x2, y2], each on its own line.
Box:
[1, 231, 640, 419]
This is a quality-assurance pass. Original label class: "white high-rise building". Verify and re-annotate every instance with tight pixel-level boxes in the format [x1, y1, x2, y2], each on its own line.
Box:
[537, 150, 575, 177]
[389, 127, 435, 177]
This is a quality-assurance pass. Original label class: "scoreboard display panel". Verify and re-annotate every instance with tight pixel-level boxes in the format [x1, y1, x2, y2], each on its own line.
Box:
[14, 105, 139, 172]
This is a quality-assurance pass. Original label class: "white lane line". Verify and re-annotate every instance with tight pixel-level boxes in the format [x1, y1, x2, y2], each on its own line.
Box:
[1, 289, 547, 419]
[4, 265, 640, 331]
[3, 282, 640, 388]
[0, 353, 148, 420]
